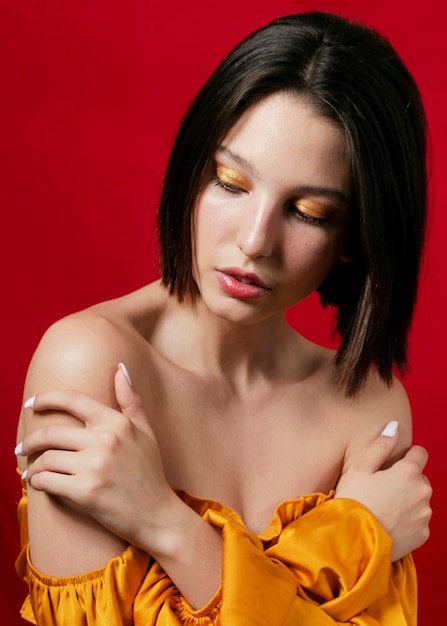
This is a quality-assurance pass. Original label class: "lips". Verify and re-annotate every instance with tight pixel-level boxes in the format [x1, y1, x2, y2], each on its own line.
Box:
[219, 268, 269, 289]
[216, 269, 271, 299]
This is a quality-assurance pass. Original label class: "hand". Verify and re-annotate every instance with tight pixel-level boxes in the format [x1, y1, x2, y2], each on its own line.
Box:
[335, 422, 432, 561]
[18, 365, 181, 554]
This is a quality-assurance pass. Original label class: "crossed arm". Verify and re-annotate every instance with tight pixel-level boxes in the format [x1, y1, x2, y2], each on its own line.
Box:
[17, 365, 432, 616]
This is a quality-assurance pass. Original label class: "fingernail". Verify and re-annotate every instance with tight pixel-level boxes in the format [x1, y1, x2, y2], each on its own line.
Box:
[14, 442, 23, 456]
[118, 363, 133, 387]
[24, 396, 36, 409]
[21, 469, 28, 481]
[381, 420, 399, 437]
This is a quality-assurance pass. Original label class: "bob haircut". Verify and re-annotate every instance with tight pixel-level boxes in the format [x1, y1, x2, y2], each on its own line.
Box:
[158, 11, 428, 396]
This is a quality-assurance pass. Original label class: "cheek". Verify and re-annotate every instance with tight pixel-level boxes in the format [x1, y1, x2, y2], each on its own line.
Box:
[192, 197, 224, 271]
[194, 193, 235, 244]
[284, 230, 345, 280]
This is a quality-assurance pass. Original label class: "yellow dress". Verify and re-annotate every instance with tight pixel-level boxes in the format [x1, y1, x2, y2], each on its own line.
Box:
[16, 484, 417, 625]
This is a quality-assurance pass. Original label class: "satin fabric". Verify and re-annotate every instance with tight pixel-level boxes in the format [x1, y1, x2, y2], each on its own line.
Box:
[16, 484, 417, 625]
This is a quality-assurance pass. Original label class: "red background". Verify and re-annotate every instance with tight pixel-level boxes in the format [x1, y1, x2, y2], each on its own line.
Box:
[1, 0, 445, 623]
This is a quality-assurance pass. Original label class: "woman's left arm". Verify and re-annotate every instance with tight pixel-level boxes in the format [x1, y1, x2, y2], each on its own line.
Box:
[335, 377, 432, 562]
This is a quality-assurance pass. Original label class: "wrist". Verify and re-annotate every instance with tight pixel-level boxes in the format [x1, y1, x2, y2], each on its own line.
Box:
[138, 491, 219, 562]
[138, 492, 223, 609]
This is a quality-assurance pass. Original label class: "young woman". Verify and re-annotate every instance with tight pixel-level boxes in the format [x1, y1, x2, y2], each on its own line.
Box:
[15, 11, 432, 625]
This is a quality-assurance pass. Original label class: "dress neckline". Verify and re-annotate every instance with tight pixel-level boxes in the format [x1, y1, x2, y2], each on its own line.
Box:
[174, 487, 335, 541]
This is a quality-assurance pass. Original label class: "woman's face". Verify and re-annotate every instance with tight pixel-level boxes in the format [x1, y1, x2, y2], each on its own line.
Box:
[192, 92, 352, 325]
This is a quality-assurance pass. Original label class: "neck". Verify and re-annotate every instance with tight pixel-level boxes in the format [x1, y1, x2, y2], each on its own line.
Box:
[155, 296, 305, 389]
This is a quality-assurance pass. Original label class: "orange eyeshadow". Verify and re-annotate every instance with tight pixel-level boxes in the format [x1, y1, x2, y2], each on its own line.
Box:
[295, 199, 332, 219]
[216, 163, 250, 190]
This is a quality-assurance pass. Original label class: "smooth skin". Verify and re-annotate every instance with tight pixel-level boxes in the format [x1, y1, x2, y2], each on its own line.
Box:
[16, 94, 432, 610]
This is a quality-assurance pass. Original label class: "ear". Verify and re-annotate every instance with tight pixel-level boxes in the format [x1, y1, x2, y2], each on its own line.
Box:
[339, 252, 354, 262]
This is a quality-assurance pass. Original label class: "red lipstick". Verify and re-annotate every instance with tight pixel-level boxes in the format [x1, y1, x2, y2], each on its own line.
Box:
[216, 269, 270, 299]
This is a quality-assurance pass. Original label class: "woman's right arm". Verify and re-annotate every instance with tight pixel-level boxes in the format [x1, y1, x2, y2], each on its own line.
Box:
[17, 314, 224, 622]
[17, 314, 134, 576]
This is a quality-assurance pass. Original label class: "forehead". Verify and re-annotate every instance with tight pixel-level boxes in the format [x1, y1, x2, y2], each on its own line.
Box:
[219, 92, 350, 199]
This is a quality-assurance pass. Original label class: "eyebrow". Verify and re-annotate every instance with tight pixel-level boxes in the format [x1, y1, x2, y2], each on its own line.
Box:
[216, 145, 258, 177]
[216, 145, 349, 206]
[295, 185, 350, 206]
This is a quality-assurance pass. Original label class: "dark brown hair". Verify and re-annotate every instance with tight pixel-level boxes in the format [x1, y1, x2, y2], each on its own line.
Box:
[157, 11, 428, 395]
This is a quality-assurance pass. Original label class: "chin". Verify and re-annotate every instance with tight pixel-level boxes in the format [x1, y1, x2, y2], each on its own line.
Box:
[200, 292, 280, 327]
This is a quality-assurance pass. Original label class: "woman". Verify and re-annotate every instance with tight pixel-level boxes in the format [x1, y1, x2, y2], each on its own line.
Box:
[15, 11, 432, 625]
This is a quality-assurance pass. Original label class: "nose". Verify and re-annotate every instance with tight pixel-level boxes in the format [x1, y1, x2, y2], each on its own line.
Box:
[235, 200, 280, 259]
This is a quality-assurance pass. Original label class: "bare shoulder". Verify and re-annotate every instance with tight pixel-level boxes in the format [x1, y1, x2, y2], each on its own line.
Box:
[17, 281, 167, 450]
[15, 306, 132, 575]
[304, 339, 412, 454]
[339, 370, 413, 470]
[16, 282, 169, 576]
[21, 303, 137, 404]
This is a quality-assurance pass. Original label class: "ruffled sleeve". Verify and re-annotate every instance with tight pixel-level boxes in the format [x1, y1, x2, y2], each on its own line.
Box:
[201, 493, 417, 625]
[16, 485, 220, 626]
[16, 485, 417, 625]
[18, 544, 152, 626]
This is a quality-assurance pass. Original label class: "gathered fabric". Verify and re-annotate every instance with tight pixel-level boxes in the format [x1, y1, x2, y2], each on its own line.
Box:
[16, 483, 417, 625]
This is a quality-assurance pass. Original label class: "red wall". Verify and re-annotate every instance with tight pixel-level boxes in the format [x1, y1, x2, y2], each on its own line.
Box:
[1, 1, 445, 622]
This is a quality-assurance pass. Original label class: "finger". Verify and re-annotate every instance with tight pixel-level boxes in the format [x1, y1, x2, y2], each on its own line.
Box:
[114, 364, 136, 412]
[28, 469, 84, 501]
[27, 449, 80, 482]
[354, 420, 400, 474]
[402, 444, 429, 472]
[24, 389, 121, 428]
[20, 425, 93, 457]
[114, 364, 155, 435]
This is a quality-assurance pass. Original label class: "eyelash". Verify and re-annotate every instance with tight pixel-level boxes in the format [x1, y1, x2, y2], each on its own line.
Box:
[212, 174, 328, 227]
[290, 205, 328, 227]
[212, 175, 243, 194]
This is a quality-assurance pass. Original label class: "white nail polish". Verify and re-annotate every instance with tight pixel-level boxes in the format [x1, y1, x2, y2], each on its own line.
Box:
[118, 363, 133, 387]
[21, 469, 28, 482]
[24, 396, 36, 409]
[14, 442, 23, 456]
[381, 420, 399, 437]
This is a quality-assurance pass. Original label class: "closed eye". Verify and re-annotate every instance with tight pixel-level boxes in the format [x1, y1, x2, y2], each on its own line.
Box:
[289, 198, 335, 227]
[290, 204, 329, 227]
[213, 162, 251, 195]
[212, 175, 244, 194]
